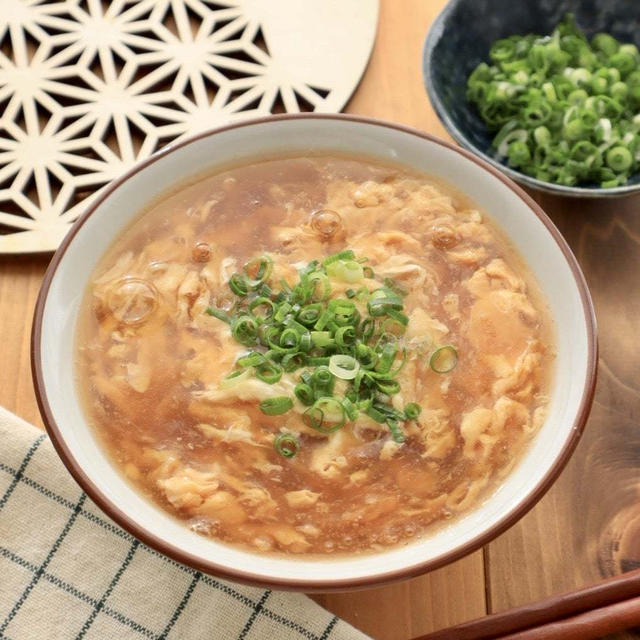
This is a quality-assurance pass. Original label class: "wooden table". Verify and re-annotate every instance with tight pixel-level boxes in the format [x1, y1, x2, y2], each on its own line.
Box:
[2, 0, 640, 637]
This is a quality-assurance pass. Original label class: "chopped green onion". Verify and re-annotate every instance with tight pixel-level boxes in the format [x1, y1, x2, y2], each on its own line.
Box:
[387, 419, 406, 444]
[328, 298, 359, 326]
[294, 383, 315, 406]
[297, 303, 323, 325]
[314, 308, 334, 331]
[258, 324, 279, 348]
[592, 33, 619, 57]
[219, 368, 251, 388]
[207, 250, 448, 455]
[365, 405, 387, 423]
[273, 433, 299, 458]
[237, 352, 265, 368]
[322, 249, 355, 266]
[249, 297, 275, 323]
[302, 406, 324, 430]
[308, 272, 331, 300]
[334, 326, 356, 347]
[606, 146, 633, 171]
[367, 288, 403, 316]
[259, 396, 293, 416]
[376, 379, 400, 395]
[255, 361, 282, 384]
[355, 342, 378, 369]
[342, 397, 359, 421]
[358, 317, 375, 341]
[326, 259, 364, 283]
[277, 327, 300, 351]
[404, 403, 422, 420]
[311, 366, 334, 396]
[328, 354, 360, 380]
[305, 398, 345, 433]
[258, 283, 272, 297]
[244, 255, 273, 288]
[467, 14, 640, 188]
[281, 352, 306, 372]
[375, 341, 398, 374]
[205, 306, 231, 323]
[383, 277, 408, 297]
[430, 345, 458, 373]
[229, 274, 249, 297]
[231, 315, 258, 346]
[274, 301, 293, 323]
[310, 330, 334, 348]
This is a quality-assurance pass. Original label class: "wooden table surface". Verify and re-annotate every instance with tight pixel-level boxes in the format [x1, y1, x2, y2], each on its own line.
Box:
[2, 0, 640, 638]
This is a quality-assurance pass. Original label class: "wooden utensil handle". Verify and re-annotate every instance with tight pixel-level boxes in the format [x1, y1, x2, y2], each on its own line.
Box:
[412, 567, 640, 640]
[495, 595, 640, 640]
[412, 593, 640, 640]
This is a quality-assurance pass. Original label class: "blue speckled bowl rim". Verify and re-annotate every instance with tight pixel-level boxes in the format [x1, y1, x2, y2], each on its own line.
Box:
[422, 0, 640, 199]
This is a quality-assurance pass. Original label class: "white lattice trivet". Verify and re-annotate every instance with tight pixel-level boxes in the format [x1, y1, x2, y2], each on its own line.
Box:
[0, 0, 378, 253]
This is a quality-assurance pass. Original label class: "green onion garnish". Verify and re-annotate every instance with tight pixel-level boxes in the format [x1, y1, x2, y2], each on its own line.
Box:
[259, 396, 294, 416]
[229, 274, 249, 297]
[294, 383, 315, 406]
[322, 249, 355, 266]
[326, 259, 364, 283]
[205, 306, 231, 324]
[304, 397, 345, 433]
[249, 296, 275, 323]
[387, 419, 406, 444]
[363, 266, 375, 278]
[342, 396, 359, 421]
[429, 346, 458, 374]
[219, 368, 251, 388]
[244, 255, 273, 288]
[231, 315, 258, 346]
[376, 379, 401, 395]
[274, 433, 299, 458]
[404, 402, 422, 420]
[255, 361, 282, 384]
[328, 354, 360, 380]
[237, 351, 265, 368]
[206, 250, 438, 450]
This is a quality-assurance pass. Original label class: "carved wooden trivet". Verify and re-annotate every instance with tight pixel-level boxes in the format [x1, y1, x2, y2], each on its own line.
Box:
[0, 0, 378, 253]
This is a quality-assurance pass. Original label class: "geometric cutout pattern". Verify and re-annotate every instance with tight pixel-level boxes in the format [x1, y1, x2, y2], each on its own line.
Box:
[0, 0, 378, 252]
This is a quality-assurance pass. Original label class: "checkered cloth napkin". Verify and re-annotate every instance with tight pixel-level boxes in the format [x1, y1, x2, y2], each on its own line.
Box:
[0, 407, 370, 640]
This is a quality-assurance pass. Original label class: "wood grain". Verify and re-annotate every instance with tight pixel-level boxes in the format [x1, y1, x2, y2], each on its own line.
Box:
[311, 551, 486, 639]
[0, 254, 48, 428]
[1, 0, 638, 638]
[485, 194, 640, 638]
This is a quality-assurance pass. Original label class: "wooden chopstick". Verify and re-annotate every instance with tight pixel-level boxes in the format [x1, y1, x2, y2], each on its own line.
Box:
[412, 567, 640, 640]
[491, 595, 640, 640]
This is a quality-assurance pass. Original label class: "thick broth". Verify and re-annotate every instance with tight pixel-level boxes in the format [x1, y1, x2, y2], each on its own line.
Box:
[77, 155, 553, 555]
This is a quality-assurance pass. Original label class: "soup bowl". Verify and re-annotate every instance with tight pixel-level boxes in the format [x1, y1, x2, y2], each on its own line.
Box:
[423, 0, 640, 198]
[32, 114, 597, 591]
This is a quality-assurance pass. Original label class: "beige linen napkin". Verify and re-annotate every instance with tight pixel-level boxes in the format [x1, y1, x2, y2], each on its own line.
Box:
[0, 406, 370, 640]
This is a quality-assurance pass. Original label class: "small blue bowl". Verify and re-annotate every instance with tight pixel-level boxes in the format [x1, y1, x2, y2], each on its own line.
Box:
[423, 0, 640, 198]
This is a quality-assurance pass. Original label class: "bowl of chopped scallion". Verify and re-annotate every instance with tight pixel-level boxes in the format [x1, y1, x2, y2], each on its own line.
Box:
[423, 0, 640, 197]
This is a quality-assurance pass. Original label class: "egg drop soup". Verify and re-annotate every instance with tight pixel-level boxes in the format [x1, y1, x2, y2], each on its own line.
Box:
[76, 155, 554, 555]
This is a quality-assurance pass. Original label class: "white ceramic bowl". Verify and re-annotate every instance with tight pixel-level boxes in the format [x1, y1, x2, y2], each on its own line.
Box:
[32, 115, 597, 591]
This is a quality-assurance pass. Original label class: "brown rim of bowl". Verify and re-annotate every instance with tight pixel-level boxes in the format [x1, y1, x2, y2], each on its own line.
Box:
[31, 113, 598, 593]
